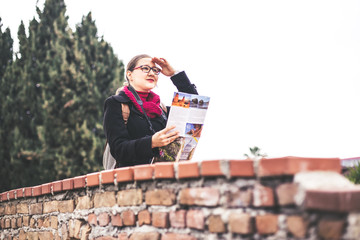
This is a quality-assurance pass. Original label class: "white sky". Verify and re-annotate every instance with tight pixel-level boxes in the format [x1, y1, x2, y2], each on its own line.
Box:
[1, 0, 360, 160]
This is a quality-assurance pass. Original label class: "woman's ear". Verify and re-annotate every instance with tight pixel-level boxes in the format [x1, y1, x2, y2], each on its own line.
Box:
[126, 71, 132, 82]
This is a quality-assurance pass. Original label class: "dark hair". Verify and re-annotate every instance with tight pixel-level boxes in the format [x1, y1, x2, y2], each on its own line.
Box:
[126, 54, 152, 81]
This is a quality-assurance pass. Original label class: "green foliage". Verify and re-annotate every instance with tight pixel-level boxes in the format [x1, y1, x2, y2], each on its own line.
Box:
[346, 163, 360, 184]
[0, 0, 124, 192]
[244, 146, 267, 159]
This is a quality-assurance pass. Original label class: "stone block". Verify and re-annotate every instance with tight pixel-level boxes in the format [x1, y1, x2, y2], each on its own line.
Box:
[129, 232, 160, 240]
[29, 203, 43, 215]
[317, 218, 345, 240]
[122, 210, 135, 226]
[227, 189, 253, 207]
[94, 192, 116, 208]
[228, 213, 253, 234]
[286, 215, 307, 238]
[50, 216, 58, 229]
[253, 184, 274, 207]
[98, 212, 110, 227]
[152, 211, 169, 228]
[138, 210, 151, 226]
[186, 209, 204, 230]
[117, 189, 142, 206]
[76, 195, 92, 210]
[276, 183, 298, 206]
[208, 215, 225, 233]
[58, 200, 74, 213]
[161, 233, 197, 240]
[179, 187, 220, 206]
[169, 210, 186, 228]
[43, 201, 59, 213]
[145, 189, 175, 206]
[256, 214, 278, 235]
[16, 203, 29, 214]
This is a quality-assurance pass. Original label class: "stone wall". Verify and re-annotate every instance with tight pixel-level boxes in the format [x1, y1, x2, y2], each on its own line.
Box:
[1, 157, 360, 240]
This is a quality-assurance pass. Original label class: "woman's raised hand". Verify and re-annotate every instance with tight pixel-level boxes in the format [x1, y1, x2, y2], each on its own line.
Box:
[151, 125, 179, 148]
[152, 57, 175, 77]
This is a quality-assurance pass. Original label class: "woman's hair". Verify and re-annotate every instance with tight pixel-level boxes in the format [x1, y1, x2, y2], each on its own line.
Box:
[126, 54, 152, 81]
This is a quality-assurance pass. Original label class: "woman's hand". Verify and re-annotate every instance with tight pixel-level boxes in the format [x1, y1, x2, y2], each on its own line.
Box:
[152, 57, 176, 77]
[152, 125, 179, 148]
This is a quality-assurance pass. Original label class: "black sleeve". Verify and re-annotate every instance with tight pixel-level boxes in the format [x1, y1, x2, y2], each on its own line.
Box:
[103, 97, 154, 166]
[170, 71, 198, 94]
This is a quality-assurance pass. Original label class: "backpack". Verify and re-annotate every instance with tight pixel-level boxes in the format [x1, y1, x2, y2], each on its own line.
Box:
[102, 103, 130, 170]
[102, 101, 167, 170]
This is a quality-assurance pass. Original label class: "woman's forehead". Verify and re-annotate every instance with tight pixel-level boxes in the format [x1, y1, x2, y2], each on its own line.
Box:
[137, 57, 154, 66]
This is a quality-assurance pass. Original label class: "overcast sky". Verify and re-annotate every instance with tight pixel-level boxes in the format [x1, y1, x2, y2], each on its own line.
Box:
[1, 0, 360, 160]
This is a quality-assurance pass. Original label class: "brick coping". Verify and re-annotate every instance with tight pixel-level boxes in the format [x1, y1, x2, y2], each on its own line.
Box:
[0, 156, 342, 201]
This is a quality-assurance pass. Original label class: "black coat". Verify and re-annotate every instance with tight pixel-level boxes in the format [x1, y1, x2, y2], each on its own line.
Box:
[103, 71, 198, 167]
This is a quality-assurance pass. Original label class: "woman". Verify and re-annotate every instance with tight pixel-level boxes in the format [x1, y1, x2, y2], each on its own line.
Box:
[103, 54, 198, 167]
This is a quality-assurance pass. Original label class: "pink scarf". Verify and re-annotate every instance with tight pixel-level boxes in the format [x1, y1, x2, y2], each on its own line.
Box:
[123, 86, 162, 118]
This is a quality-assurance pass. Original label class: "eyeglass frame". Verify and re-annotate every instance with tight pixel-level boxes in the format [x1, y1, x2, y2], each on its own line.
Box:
[133, 65, 162, 75]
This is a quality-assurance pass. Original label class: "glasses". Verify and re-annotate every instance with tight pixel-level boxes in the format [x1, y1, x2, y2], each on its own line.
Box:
[133, 65, 161, 75]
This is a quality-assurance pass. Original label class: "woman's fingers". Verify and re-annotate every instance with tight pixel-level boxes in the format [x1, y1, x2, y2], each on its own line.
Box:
[151, 126, 179, 148]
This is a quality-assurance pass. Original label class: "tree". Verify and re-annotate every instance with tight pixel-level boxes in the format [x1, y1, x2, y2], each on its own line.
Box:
[244, 146, 267, 159]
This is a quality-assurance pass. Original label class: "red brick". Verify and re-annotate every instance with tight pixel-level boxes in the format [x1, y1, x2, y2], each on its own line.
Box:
[229, 159, 255, 177]
[41, 183, 52, 195]
[286, 215, 307, 238]
[154, 162, 175, 179]
[117, 189, 142, 206]
[227, 189, 253, 207]
[145, 189, 175, 206]
[134, 164, 154, 180]
[256, 214, 278, 235]
[253, 184, 274, 207]
[258, 157, 341, 176]
[73, 176, 86, 189]
[200, 160, 225, 176]
[32, 186, 42, 196]
[62, 178, 74, 190]
[177, 161, 199, 179]
[111, 214, 122, 227]
[8, 190, 15, 200]
[1, 192, 7, 201]
[161, 233, 197, 240]
[186, 210, 204, 230]
[52, 181, 62, 192]
[317, 218, 345, 240]
[152, 212, 169, 228]
[101, 169, 115, 184]
[122, 210, 135, 226]
[16, 188, 24, 198]
[169, 210, 186, 228]
[179, 187, 220, 206]
[115, 167, 134, 182]
[305, 189, 360, 212]
[208, 215, 225, 233]
[98, 212, 110, 227]
[276, 183, 298, 206]
[86, 172, 100, 187]
[129, 232, 160, 240]
[88, 213, 97, 225]
[138, 210, 151, 226]
[24, 187, 32, 197]
[229, 213, 253, 234]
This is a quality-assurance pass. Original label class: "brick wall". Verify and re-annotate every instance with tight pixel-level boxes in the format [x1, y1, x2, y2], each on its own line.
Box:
[1, 156, 360, 240]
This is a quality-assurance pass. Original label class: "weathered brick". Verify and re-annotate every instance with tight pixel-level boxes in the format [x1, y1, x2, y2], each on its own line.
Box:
[5, 204, 16, 215]
[186, 209, 204, 230]
[81, 224, 91, 240]
[138, 210, 151, 226]
[30, 217, 36, 228]
[253, 184, 274, 207]
[76, 195, 92, 210]
[227, 189, 253, 207]
[0, 206, 4, 215]
[11, 217, 17, 228]
[286, 215, 307, 238]
[43, 217, 50, 228]
[37, 218, 44, 228]
[0, 218, 4, 229]
[152, 211, 169, 228]
[317, 218, 345, 240]
[122, 210, 135, 226]
[129, 232, 160, 240]
[145, 189, 175, 206]
[39, 231, 53, 240]
[111, 214, 122, 227]
[256, 214, 278, 235]
[88, 213, 97, 225]
[26, 232, 39, 240]
[95, 236, 118, 240]
[50, 216, 58, 229]
[69, 219, 75, 238]
[208, 215, 225, 233]
[61, 223, 69, 240]
[117, 189, 142, 206]
[98, 212, 110, 227]
[16, 203, 29, 214]
[23, 216, 30, 227]
[179, 188, 220, 206]
[43, 201, 59, 213]
[18, 229, 26, 240]
[29, 203, 43, 215]
[276, 183, 298, 206]
[4, 218, 10, 229]
[58, 200, 74, 213]
[161, 233, 197, 240]
[16, 217, 22, 228]
[94, 192, 116, 208]
[169, 210, 186, 228]
[118, 233, 128, 240]
[74, 219, 83, 239]
[228, 212, 253, 234]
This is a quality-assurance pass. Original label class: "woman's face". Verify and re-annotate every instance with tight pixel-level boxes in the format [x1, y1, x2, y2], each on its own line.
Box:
[127, 57, 160, 92]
